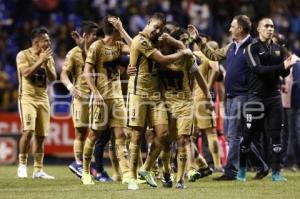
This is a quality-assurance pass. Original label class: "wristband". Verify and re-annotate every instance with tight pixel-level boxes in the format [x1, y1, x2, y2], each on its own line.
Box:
[67, 83, 74, 91]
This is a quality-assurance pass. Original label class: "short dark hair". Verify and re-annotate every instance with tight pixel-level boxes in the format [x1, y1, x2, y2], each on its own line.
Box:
[81, 21, 99, 35]
[101, 15, 116, 36]
[234, 15, 252, 34]
[31, 26, 49, 41]
[170, 28, 189, 40]
[96, 27, 104, 38]
[150, 13, 166, 26]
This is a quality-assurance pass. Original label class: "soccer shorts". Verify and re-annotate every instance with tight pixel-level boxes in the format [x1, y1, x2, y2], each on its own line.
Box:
[18, 99, 50, 136]
[90, 98, 126, 131]
[165, 97, 193, 136]
[194, 98, 216, 129]
[71, 98, 89, 128]
[126, 92, 168, 128]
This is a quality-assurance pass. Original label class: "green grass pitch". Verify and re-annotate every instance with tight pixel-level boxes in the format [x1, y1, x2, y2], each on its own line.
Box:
[0, 165, 300, 199]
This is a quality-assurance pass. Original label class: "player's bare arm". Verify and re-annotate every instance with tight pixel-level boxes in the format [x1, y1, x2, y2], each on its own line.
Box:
[44, 57, 57, 82]
[83, 62, 103, 106]
[60, 68, 83, 100]
[149, 48, 192, 66]
[158, 33, 185, 49]
[109, 17, 132, 47]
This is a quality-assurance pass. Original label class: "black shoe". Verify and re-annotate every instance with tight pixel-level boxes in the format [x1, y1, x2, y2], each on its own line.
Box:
[161, 173, 173, 188]
[175, 180, 186, 189]
[253, 169, 269, 180]
[213, 174, 236, 181]
[198, 167, 213, 178]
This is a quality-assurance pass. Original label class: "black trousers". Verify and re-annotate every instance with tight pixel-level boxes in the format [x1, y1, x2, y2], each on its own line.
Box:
[240, 94, 283, 171]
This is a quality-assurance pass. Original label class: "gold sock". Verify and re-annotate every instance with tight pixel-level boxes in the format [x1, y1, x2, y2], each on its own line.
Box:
[160, 150, 171, 174]
[206, 131, 221, 168]
[142, 139, 162, 171]
[195, 155, 208, 169]
[129, 142, 139, 179]
[185, 142, 196, 171]
[109, 140, 121, 178]
[18, 153, 28, 166]
[115, 138, 130, 175]
[82, 138, 95, 173]
[177, 147, 187, 182]
[138, 148, 143, 169]
[33, 153, 44, 172]
[73, 139, 84, 164]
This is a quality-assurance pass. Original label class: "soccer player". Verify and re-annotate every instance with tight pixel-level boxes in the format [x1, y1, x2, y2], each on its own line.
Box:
[126, 13, 192, 190]
[16, 27, 56, 179]
[60, 21, 99, 178]
[157, 28, 211, 188]
[238, 18, 298, 181]
[82, 16, 132, 185]
[193, 41, 223, 172]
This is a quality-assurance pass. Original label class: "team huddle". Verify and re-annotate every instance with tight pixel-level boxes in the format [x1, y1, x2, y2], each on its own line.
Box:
[15, 12, 299, 190]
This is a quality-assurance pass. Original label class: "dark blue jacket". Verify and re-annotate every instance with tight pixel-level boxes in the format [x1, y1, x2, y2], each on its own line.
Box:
[291, 62, 300, 109]
[224, 36, 253, 97]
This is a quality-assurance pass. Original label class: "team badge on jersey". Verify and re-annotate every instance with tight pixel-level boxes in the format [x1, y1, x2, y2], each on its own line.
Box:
[275, 50, 280, 56]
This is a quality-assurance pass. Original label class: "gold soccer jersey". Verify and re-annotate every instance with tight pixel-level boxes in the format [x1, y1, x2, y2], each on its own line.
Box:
[63, 46, 90, 96]
[127, 33, 160, 96]
[16, 49, 54, 101]
[86, 39, 124, 100]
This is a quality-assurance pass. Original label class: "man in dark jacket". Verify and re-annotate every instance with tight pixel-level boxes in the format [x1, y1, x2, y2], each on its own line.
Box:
[237, 18, 298, 182]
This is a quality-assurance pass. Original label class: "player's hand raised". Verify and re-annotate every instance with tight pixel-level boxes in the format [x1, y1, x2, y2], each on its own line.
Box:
[158, 33, 171, 43]
[187, 24, 205, 43]
[108, 17, 123, 31]
[39, 47, 52, 62]
[71, 31, 84, 49]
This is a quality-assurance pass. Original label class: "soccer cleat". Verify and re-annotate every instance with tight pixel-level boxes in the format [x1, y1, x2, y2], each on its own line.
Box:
[175, 180, 186, 189]
[68, 161, 83, 178]
[253, 169, 269, 180]
[121, 172, 132, 184]
[236, 167, 246, 182]
[272, 171, 287, 182]
[187, 169, 201, 182]
[161, 173, 173, 188]
[136, 173, 147, 184]
[213, 174, 236, 181]
[128, 178, 139, 190]
[94, 170, 113, 182]
[32, 171, 55, 180]
[138, 170, 157, 187]
[17, 164, 28, 178]
[81, 172, 95, 185]
[198, 167, 213, 178]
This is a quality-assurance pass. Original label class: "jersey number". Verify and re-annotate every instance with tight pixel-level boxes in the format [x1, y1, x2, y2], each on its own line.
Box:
[158, 70, 184, 91]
